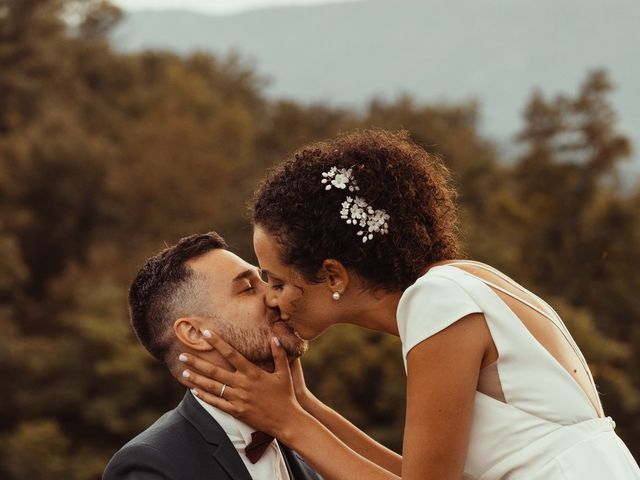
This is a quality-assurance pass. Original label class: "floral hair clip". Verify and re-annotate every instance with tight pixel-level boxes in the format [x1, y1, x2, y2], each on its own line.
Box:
[321, 167, 360, 191]
[321, 166, 390, 243]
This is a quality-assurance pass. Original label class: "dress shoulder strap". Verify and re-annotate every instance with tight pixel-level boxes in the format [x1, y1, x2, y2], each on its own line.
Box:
[446, 261, 562, 326]
[444, 261, 604, 416]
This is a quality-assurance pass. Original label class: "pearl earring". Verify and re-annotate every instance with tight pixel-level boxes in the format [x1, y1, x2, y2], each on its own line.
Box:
[332, 292, 341, 301]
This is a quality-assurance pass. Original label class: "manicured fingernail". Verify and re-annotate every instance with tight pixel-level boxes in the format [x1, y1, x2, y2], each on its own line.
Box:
[273, 336, 281, 347]
[178, 354, 188, 362]
[203, 329, 212, 338]
[192, 388, 199, 397]
[182, 369, 191, 378]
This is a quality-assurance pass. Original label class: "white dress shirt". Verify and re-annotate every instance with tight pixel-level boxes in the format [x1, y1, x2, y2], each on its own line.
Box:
[193, 391, 291, 480]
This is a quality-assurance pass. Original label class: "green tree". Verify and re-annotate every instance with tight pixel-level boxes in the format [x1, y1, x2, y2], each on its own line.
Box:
[1, 0, 639, 475]
[510, 70, 639, 454]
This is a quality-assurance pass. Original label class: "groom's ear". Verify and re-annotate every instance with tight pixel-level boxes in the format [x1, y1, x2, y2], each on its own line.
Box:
[320, 259, 350, 294]
[174, 317, 214, 352]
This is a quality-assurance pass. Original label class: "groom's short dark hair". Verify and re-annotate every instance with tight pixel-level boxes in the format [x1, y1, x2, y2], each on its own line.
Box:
[128, 232, 227, 362]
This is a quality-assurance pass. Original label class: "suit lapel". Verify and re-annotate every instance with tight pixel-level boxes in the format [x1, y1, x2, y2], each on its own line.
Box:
[177, 391, 252, 480]
[212, 438, 253, 480]
[280, 442, 295, 479]
[279, 442, 322, 480]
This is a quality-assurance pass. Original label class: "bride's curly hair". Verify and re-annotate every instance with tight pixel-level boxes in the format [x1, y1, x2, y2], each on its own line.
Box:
[250, 129, 460, 292]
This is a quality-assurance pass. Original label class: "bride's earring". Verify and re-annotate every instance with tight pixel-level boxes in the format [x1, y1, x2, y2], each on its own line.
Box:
[332, 291, 341, 301]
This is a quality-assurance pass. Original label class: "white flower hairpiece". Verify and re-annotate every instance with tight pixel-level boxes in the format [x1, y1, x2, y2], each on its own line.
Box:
[321, 166, 390, 243]
[321, 167, 360, 191]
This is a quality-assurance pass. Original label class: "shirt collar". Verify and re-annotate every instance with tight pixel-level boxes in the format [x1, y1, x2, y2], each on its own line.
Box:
[191, 390, 255, 447]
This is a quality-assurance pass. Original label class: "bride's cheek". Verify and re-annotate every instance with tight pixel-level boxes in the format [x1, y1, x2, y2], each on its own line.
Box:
[285, 298, 295, 314]
[285, 295, 300, 316]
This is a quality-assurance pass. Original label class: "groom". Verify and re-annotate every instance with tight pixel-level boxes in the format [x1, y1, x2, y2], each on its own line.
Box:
[103, 232, 319, 480]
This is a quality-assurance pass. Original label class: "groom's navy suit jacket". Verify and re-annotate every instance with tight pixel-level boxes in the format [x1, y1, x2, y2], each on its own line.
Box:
[103, 391, 321, 480]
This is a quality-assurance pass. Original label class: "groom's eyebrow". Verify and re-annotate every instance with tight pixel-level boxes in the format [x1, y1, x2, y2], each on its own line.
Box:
[232, 268, 258, 283]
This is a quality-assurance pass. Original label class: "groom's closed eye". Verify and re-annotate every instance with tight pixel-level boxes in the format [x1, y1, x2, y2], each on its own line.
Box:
[232, 268, 262, 294]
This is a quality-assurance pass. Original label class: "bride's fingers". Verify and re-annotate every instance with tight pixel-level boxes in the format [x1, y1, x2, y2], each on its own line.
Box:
[190, 386, 236, 414]
[290, 357, 305, 383]
[178, 352, 235, 386]
[271, 336, 291, 376]
[290, 357, 303, 375]
[202, 329, 255, 373]
[180, 368, 236, 400]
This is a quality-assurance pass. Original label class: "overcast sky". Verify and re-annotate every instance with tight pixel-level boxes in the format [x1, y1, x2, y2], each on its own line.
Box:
[112, 0, 359, 15]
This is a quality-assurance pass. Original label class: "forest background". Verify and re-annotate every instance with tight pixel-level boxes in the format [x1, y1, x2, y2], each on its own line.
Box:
[1, 1, 639, 479]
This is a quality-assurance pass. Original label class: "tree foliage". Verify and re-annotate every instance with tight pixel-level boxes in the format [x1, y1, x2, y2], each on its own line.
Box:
[0, 1, 638, 477]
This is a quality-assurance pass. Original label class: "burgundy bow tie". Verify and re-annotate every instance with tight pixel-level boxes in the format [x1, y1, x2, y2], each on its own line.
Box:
[245, 431, 275, 463]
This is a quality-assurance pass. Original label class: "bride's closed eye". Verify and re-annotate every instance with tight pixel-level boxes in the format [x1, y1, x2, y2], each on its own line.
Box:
[258, 269, 270, 283]
[260, 269, 285, 291]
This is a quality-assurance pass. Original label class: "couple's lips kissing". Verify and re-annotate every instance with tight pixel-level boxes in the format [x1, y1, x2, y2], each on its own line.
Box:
[267, 311, 300, 338]
[266, 309, 282, 325]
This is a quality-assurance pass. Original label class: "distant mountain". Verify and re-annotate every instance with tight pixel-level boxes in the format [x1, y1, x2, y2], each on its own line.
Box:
[112, 0, 639, 170]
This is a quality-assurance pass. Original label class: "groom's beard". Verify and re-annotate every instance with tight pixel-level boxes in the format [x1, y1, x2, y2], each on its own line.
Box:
[215, 319, 308, 371]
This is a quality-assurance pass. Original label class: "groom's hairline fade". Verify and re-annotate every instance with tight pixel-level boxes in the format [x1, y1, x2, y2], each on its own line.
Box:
[128, 232, 228, 363]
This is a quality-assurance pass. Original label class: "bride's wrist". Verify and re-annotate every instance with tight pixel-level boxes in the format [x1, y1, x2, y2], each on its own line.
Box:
[298, 389, 318, 412]
[278, 407, 315, 445]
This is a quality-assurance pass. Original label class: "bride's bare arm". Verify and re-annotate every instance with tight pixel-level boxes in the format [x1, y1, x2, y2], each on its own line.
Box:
[290, 360, 402, 475]
[281, 411, 399, 480]
[401, 313, 487, 479]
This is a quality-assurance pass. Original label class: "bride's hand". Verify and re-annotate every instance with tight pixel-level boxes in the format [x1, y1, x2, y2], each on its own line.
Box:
[177, 329, 306, 437]
[290, 357, 316, 411]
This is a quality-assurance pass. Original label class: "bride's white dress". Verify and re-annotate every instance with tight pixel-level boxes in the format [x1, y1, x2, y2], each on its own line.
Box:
[396, 262, 640, 479]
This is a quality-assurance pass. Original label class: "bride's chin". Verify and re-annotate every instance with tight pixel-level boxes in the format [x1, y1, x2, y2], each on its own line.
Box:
[291, 322, 323, 341]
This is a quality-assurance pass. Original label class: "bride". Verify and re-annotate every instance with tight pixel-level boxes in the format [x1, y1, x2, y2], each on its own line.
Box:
[179, 129, 640, 479]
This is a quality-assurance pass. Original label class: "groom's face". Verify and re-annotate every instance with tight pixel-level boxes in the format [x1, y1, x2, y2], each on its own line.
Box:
[187, 249, 307, 368]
